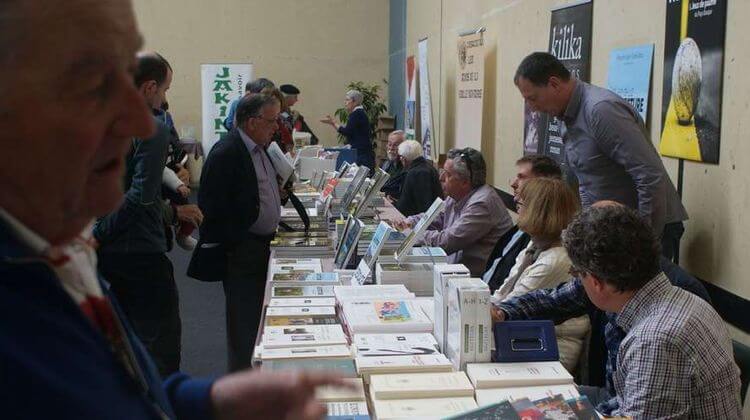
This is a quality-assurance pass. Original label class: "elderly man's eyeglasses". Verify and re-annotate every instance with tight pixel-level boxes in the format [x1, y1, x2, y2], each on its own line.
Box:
[458, 152, 474, 183]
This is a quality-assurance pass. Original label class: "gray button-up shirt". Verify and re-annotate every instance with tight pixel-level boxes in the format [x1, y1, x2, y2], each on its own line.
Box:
[561, 81, 688, 234]
[613, 273, 742, 418]
[238, 129, 281, 236]
[406, 184, 513, 276]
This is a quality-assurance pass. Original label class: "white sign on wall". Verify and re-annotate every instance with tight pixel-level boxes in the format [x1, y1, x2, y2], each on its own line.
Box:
[201, 63, 253, 155]
[455, 31, 485, 151]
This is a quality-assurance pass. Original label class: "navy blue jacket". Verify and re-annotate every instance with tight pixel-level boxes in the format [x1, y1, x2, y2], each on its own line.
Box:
[0, 222, 214, 419]
[338, 108, 374, 168]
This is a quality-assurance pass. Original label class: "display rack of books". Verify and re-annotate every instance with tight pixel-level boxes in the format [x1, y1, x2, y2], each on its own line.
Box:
[254, 172, 607, 419]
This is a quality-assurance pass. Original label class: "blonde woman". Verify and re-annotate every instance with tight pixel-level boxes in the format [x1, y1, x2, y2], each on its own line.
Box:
[491, 177, 589, 372]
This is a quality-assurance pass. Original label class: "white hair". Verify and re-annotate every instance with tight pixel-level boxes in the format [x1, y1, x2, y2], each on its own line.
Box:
[398, 140, 423, 162]
[345, 90, 363, 105]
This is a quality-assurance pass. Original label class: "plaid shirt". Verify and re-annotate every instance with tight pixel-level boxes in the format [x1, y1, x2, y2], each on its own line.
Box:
[611, 273, 742, 418]
[497, 274, 743, 418]
[496, 278, 621, 415]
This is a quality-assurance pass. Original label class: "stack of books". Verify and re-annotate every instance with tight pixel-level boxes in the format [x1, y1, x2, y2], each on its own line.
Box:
[271, 285, 336, 299]
[377, 246, 448, 264]
[261, 325, 348, 349]
[258, 344, 352, 362]
[445, 278, 492, 371]
[264, 306, 338, 326]
[316, 378, 370, 419]
[339, 300, 433, 334]
[433, 264, 471, 352]
[355, 353, 453, 383]
[270, 236, 334, 258]
[375, 263, 434, 296]
[333, 284, 414, 306]
[269, 272, 340, 287]
[352, 332, 439, 359]
[371, 396, 477, 419]
[356, 227, 406, 257]
[466, 361, 578, 406]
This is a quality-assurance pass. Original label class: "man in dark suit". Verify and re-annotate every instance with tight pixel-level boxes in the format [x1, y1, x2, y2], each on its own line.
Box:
[380, 130, 406, 199]
[482, 154, 562, 293]
[189, 93, 283, 371]
[394, 140, 442, 217]
[321, 89, 375, 172]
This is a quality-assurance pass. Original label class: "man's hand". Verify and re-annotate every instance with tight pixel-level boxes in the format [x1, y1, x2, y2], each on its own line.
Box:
[175, 164, 190, 185]
[320, 115, 335, 127]
[392, 217, 413, 231]
[176, 204, 203, 227]
[211, 370, 350, 420]
[491, 306, 506, 323]
[177, 185, 190, 198]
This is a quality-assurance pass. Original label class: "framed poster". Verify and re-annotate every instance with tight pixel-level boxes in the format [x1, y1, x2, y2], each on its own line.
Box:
[607, 44, 655, 123]
[659, 0, 727, 163]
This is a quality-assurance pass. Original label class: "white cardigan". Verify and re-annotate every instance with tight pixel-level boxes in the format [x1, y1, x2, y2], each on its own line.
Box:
[492, 242, 590, 373]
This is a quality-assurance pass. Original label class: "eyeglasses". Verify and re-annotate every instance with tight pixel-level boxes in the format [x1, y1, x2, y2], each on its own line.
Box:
[458, 151, 474, 183]
[252, 115, 278, 125]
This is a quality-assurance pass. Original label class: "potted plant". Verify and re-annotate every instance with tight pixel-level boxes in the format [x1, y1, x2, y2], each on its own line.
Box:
[334, 80, 388, 143]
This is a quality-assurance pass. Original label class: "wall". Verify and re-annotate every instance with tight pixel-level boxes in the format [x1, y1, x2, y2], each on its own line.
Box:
[131, 0, 389, 147]
[405, 0, 750, 344]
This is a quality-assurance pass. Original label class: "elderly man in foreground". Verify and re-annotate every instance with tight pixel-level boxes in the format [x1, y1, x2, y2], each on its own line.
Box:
[396, 147, 512, 276]
[0, 1, 344, 419]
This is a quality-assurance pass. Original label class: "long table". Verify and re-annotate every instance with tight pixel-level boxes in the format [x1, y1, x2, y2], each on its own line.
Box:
[252, 201, 406, 364]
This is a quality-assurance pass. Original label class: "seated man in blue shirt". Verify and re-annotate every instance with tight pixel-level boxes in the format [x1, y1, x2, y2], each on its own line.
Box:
[0, 1, 345, 419]
[492, 205, 741, 418]
[482, 154, 562, 293]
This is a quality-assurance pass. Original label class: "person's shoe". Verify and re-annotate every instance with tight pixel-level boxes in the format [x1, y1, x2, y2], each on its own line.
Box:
[176, 234, 197, 251]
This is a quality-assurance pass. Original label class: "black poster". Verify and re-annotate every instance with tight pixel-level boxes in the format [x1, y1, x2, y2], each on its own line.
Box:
[660, 0, 726, 164]
[524, 0, 592, 173]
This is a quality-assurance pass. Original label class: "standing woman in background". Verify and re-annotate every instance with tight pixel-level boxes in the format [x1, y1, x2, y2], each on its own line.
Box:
[321, 90, 375, 172]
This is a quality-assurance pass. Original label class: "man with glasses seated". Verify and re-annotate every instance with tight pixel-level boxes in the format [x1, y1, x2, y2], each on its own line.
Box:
[394, 147, 512, 276]
[492, 203, 740, 418]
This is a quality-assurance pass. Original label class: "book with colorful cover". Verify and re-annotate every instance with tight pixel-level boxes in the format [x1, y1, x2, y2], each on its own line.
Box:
[566, 396, 598, 420]
[510, 398, 545, 419]
[533, 395, 577, 420]
[265, 316, 338, 327]
[443, 400, 521, 420]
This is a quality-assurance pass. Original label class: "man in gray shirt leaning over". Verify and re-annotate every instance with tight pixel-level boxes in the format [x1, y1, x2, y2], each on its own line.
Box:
[395, 147, 513, 276]
[514, 52, 688, 261]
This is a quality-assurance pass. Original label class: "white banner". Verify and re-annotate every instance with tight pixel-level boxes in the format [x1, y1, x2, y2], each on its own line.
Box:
[455, 32, 485, 151]
[417, 38, 433, 160]
[201, 63, 253, 155]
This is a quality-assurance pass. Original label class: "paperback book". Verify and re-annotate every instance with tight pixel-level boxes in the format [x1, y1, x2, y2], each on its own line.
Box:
[369, 371, 474, 400]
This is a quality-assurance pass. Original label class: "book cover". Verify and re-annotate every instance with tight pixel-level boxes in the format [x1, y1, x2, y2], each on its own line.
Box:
[371, 396, 477, 420]
[260, 345, 351, 361]
[369, 372, 474, 400]
[315, 378, 366, 402]
[475, 384, 580, 407]
[533, 395, 577, 420]
[262, 358, 357, 377]
[266, 306, 336, 317]
[510, 398, 544, 420]
[466, 362, 573, 389]
[272, 286, 335, 298]
[268, 297, 336, 307]
[375, 301, 412, 323]
[265, 316, 338, 326]
[354, 342, 438, 357]
[326, 401, 369, 417]
[566, 396, 598, 420]
[351, 333, 436, 348]
[272, 258, 322, 266]
[444, 400, 521, 420]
